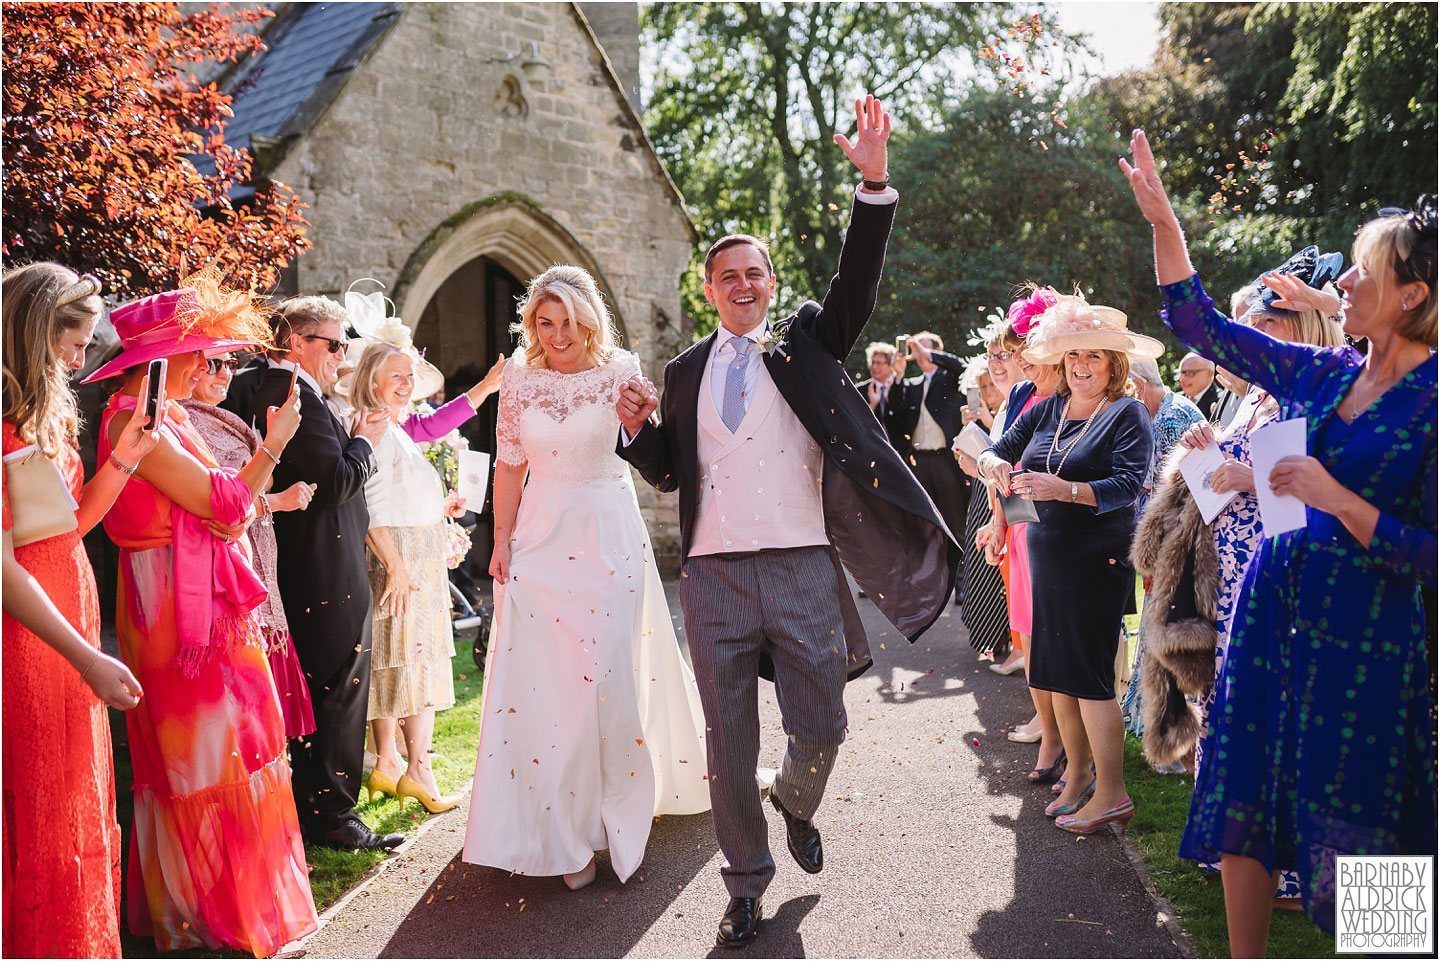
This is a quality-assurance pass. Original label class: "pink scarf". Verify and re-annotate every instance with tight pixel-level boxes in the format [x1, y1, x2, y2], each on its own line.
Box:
[111, 395, 268, 675]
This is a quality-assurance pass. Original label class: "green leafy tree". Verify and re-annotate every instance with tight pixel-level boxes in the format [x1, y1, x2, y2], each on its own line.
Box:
[873, 88, 1166, 377]
[643, 1, 1054, 336]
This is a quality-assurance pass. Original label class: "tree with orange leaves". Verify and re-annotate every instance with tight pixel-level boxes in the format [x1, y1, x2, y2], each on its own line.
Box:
[1, 2, 310, 297]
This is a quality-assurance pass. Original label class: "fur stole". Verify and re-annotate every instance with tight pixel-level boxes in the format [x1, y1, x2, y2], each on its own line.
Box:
[1129, 444, 1222, 764]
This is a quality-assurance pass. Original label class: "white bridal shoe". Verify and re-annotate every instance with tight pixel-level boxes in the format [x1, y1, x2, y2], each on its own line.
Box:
[563, 858, 597, 891]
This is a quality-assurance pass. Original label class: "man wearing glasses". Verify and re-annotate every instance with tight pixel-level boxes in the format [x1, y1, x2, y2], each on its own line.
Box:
[244, 297, 399, 851]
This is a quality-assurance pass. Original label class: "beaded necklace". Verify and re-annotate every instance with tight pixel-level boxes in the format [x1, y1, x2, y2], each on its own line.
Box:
[1045, 395, 1109, 476]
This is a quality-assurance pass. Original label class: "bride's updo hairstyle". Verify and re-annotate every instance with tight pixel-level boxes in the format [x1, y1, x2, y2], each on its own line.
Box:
[514, 265, 619, 370]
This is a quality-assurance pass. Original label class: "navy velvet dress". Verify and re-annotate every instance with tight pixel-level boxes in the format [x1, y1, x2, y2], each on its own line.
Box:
[1164, 275, 1437, 933]
[991, 393, 1152, 700]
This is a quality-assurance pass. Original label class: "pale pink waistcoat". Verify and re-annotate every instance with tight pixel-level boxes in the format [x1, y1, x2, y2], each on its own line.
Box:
[690, 344, 828, 558]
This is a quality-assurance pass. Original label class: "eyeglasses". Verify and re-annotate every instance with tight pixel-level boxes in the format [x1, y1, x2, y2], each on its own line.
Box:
[986, 350, 1013, 362]
[205, 357, 241, 375]
[300, 333, 347, 355]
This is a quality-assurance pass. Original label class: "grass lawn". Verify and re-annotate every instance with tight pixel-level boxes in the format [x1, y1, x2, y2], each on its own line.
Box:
[1119, 580, 1348, 959]
[112, 625, 485, 958]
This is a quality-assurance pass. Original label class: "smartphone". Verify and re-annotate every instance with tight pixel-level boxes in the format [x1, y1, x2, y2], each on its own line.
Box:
[967, 386, 982, 410]
[141, 358, 167, 432]
[895, 334, 909, 355]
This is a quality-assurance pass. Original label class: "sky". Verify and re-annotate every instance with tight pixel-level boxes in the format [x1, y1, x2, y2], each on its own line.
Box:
[1052, 1, 1163, 77]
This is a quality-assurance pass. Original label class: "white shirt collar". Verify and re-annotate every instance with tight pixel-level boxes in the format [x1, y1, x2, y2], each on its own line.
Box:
[717, 322, 768, 353]
[268, 357, 325, 398]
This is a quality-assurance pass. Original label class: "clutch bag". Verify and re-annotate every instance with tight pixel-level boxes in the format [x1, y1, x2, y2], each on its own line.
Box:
[997, 486, 1040, 526]
[3, 444, 79, 547]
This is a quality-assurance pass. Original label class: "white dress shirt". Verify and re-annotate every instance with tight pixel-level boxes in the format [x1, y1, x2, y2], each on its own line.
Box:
[913, 370, 947, 450]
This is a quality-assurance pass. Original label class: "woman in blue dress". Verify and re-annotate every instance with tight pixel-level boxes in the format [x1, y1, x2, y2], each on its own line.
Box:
[1121, 129, 1436, 955]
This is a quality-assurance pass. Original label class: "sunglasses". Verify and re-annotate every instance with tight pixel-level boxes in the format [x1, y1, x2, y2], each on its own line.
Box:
[205, 357, 241, 374]
[300, 333, 347, 355]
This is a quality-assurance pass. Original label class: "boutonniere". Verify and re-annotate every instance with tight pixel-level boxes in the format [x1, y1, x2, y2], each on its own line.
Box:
[756, 318, 791, 357]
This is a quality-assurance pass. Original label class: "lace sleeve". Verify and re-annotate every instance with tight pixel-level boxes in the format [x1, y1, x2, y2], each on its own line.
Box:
[610, 349, 642, 390]
[495, 359, 526, 466]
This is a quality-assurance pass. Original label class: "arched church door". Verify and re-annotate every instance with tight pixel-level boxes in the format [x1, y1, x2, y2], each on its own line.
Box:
[412, 256, 525, 585]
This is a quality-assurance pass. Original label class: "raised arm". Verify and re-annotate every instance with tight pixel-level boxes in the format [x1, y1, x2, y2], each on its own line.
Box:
[812, 95, 898, 360]
[1119, 127, 1352, 398]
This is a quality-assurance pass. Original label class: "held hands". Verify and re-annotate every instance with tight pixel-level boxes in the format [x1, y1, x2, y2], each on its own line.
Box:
[1178, 421, 1216, 451]
[1209, 457, 1255, 494]
[265, 378, 303, 449]
[488, 540, 512, 585]
[1011, 471, 1069, 502]
[352, 406, 389, 446]
[835, 95, 891, 183]
[83, 650, 143, 711]
[616, 374, 658, 437]
[1117, 129, 1177, 228]
[270, 481, 316, 512]
[443, 491, 467, 518]
[1268, 455, 1346, 513]
[379, 563, 418, 618]
[111, 371, 162, 470]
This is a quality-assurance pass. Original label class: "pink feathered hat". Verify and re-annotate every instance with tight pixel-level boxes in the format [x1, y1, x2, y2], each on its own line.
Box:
[83, 269, 274, 384]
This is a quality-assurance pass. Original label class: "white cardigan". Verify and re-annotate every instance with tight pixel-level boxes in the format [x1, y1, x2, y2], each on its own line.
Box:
[362, 420, 445, 529]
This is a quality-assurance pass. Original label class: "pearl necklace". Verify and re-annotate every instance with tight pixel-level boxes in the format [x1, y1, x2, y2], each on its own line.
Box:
[1045, 396, 1109, 476]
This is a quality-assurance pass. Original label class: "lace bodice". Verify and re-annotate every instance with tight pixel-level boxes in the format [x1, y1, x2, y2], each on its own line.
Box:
[496, 349, 640, 484]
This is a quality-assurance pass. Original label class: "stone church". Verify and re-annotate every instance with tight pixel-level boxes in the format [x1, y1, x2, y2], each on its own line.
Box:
[208, 1, 694, 563]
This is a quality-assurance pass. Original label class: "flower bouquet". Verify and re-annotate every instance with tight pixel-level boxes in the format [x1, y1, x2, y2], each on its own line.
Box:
[442, 518, 472, 570]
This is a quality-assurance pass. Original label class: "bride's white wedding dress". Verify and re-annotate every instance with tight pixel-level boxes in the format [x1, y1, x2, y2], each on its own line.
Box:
[462, 349, 710, 882]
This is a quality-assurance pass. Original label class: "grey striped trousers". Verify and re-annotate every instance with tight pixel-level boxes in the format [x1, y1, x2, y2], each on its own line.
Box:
[679, 546, 848, 898]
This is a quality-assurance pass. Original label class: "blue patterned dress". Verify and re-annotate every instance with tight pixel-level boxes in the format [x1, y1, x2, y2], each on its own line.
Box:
[1164, 275, 1436, 933]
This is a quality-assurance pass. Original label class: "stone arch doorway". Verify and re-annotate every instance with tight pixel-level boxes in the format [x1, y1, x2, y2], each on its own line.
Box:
[395, 196, 626, 587]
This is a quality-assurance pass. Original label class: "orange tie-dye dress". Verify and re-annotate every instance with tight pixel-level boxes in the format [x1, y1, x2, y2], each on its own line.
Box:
[99, 397, 317, 957]
[1, 421, 123, 959]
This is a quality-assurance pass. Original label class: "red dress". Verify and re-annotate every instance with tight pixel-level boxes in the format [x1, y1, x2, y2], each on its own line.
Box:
[1, 421, 123, 958]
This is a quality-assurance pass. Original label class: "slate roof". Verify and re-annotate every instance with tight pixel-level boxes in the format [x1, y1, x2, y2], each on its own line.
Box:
[193, 2, 401, 179]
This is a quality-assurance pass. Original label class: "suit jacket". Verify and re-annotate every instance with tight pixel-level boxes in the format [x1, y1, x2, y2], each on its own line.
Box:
[1192, 380, 1221, 422]
[219, 360, 267, 427]
[618, 197, 960, 680]
[247, 368, 377, 680]
[854, 376, 907, 450]
[885, 350, 968, 456]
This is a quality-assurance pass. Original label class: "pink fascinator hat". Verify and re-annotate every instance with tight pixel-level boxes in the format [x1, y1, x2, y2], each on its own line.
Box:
[1006, 287, 1059, 339]
[83, 264, 273, 384]
[1022, 294, 1165, 366]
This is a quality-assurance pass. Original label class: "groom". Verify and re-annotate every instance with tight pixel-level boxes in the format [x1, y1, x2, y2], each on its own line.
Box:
[616, 95, 959, 948]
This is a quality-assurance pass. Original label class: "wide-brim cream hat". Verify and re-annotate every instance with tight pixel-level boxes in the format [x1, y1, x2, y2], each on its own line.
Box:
[333, 282, 445, 400]
[1023, 295, 1165, 365]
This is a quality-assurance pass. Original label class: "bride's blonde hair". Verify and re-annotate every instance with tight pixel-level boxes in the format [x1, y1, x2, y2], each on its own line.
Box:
[513, 265, 618, 370]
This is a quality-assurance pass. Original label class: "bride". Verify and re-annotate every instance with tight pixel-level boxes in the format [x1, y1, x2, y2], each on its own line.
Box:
[462, 265, 710, 890]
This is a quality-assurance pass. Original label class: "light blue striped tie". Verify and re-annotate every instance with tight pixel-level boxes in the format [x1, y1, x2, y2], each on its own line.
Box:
[721, 335, 754, 432]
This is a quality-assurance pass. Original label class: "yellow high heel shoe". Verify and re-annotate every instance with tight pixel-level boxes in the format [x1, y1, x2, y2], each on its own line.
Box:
[365, 769, 399, 803]
[396, 773, 461, 814]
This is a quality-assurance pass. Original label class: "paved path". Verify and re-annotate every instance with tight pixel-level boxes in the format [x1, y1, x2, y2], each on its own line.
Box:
[300, 585, 1183, 958]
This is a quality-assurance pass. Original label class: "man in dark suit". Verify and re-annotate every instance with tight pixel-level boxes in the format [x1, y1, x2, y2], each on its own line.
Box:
[853, 340, 907, 449]
[616, 96, 958, 949]
[219, 351, 267, 425]
[1178, 351, 1220, 420]
[246, 297, 402, 851]
[884, 331, 971, 594]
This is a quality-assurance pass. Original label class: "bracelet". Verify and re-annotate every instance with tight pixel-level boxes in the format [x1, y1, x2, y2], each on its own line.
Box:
[108, 452, 138, 475]
[862, 174, 890, 191]
[79, 648, 101, 683]
[1070, 481, 1079, 503]
[257, 493, 271, 520]
[258, 445, 281, 466]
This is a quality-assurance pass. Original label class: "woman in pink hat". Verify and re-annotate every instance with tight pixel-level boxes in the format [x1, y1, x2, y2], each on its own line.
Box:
[87, 271, 320, 955]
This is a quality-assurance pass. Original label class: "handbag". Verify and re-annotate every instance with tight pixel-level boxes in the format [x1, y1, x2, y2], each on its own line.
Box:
[3, 444, 79, 547]
[997, 485, 1040, 526]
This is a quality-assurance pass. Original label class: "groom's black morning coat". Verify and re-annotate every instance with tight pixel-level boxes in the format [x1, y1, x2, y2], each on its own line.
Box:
[617, 196, 961, 680]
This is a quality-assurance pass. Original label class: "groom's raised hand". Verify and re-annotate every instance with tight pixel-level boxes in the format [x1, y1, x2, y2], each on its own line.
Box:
[616, 374, 658, 438]
[834, 94, 891, 185]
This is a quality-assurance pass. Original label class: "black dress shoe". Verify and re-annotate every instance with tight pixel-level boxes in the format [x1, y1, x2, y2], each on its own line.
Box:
[716, 896, 762, 948]
[769, 792, 822, 874]
[319, 818, 405, 851]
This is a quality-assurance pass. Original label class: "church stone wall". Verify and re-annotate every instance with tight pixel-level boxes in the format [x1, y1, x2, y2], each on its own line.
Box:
[271, 2, 692, 561]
